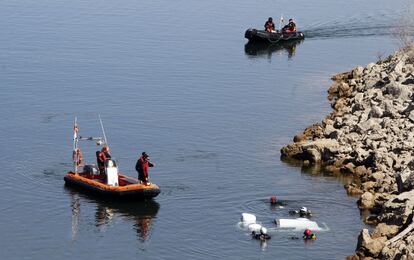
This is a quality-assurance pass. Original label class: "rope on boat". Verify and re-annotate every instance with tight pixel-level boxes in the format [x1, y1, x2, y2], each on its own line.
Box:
[266, 33, 295, 44]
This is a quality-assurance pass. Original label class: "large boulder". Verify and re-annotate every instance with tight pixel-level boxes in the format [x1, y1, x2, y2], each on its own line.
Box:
[359, 192, 376, 209]
[356, 229, 387, 257]
[377, 190, 414, 226]
[369, 106, 383, 118]
[353, 66, 365, 79]
[384, 82, 412, 101]
[281, 139, 339, 163]
[371, 223, 399, 239]
[396, 168, 414, 193]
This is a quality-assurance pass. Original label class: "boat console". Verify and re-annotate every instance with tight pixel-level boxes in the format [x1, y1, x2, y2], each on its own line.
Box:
[105, 159, 119, 186]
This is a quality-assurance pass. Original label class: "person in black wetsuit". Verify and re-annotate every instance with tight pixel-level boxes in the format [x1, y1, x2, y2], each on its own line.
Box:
[289, 207, 312, 217]
[303, 229, 316, 240]
[282, 18, 296, 33]
[264, 17, 276, 32]
[252, 227, 271, 241]
[269, 195, 287, 206]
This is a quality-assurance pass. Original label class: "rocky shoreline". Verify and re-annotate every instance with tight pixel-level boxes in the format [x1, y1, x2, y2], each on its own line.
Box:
[281, 46, 414, 259]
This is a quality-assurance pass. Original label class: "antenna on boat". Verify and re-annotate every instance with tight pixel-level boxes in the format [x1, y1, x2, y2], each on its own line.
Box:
[279, 14, 284, 31]
[98, 114, 109, 148]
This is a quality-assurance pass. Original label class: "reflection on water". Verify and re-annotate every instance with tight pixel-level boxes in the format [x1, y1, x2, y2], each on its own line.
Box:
[67, 188, 159, 242]
[281, 157, 354, 186]
[244, 40, 304, 59]
[71, 193, 81, 241]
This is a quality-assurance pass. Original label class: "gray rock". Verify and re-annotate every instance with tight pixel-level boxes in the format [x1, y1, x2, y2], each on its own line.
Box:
[354, 92, 364, 105]
[384, 82, 412, 101]
[366, 62, 377, 72]
[356, 118, 382, 134]
[333, 117, 343, 128]
[353, 66, 365, 78]
[372, 223, 399, 239]
[355, 148, 370, 163]
[359, 192, 376, 209]
[324, 124, 336, 137]
[356, 229, 386, 257]
[383, 100, 398, 118]
[396, 168, 414, 193]
[305, 148, 321, 163]
[408, 111, 414, 123]
[378, 190, 414, 226]
[394, 59, 405, 75]
[369, 106, 383, 118]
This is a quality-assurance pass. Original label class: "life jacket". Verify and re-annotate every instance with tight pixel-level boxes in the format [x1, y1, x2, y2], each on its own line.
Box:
[265, 21, 275, 31]
[303, 233, 316, 240]
[100, 151, 111, 162]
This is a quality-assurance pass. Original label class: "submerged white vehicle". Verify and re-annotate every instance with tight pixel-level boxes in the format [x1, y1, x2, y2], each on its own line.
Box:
[275, 217, 321, 230]
[240, 213, 267, 233]
[241, 213, 257, 226]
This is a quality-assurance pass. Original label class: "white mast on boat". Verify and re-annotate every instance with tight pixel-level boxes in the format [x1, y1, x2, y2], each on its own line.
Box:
[279, 14, 284, 31]
[98, 114, 109, 148]
[73, 117, 79, 174]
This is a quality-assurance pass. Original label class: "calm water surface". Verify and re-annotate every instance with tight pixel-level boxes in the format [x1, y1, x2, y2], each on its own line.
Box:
[0, 0, 410, 259]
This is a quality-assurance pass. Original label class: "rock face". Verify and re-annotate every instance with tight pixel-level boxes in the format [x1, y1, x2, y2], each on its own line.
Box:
[281, 47, 414, 259]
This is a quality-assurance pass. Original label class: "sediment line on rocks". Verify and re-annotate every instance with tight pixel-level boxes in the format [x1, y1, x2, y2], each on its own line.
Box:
[281, 45, 414, 259]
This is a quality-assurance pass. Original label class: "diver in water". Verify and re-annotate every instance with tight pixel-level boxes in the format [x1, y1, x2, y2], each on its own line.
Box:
[303, 229, 316, 240]
[252, 227, 271, 241]
[269, 195, 287, 206]
[289, 207, 312, 217]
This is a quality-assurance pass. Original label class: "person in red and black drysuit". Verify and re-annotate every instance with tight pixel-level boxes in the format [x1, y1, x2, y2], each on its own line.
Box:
[97, 146, 111, 174]
[135, 152, 154, 184]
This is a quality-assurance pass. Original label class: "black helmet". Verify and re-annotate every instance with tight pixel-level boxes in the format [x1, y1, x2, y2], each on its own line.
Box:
[268, 17, 273, 22]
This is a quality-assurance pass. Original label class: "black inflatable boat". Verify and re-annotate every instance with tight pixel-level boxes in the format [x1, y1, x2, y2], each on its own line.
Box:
[245, 28, 305, 43]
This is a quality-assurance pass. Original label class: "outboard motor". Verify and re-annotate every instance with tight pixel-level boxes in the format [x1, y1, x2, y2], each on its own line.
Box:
[105, 159, 119, 186]
[83, 165, 99, 175]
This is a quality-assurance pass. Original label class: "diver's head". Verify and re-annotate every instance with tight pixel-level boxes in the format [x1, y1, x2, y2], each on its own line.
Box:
[304, 229, 311, 236]
[268, 17, 273, 22]
[260, 227, 267, 235]
[300, 207, 308, 214]
[270, 195, 277, 204]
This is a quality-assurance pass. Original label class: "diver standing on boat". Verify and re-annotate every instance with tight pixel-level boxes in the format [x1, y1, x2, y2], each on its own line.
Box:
[264, 17, 276, 32]
[135, 152, 155, 184]
[97, 146, 111, 174]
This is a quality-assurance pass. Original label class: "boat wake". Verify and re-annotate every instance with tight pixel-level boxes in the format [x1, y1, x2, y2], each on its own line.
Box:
[301, 12, 414, 40]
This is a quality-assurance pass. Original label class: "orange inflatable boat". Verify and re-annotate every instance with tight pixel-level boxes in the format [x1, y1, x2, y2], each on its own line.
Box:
[64, 117, 160, 200]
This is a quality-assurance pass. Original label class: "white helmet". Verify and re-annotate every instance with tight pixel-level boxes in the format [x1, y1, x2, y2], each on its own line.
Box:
[300, 207, 308, 213]
[260, 227, 267, 235]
